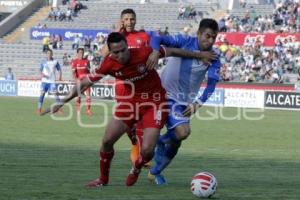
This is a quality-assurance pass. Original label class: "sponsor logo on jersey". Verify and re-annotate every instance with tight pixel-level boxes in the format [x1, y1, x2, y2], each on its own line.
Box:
[136, 38, 142, 45]
[137, 64, 146, 73]
[115, 71, 123, 76]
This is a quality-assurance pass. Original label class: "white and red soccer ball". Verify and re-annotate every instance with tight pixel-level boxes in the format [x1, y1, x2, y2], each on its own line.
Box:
[191, 172, 217, 198]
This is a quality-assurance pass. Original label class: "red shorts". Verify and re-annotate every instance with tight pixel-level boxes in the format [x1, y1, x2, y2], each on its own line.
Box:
[114, 99, 168, 130]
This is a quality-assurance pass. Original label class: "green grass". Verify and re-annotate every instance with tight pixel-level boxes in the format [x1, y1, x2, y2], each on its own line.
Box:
[0, 96, 300, 200]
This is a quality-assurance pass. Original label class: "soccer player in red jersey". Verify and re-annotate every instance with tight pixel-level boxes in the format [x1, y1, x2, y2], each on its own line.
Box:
[43, 32, 213, 187]
[71, 48, 93, 116]
[113, 9, 151, 166]
[44, 32, 170, 186]
[118, 9, 150, 48]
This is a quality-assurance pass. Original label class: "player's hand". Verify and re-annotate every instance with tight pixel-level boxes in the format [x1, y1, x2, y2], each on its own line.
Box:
[195, 51, 218, 65]
[99, 44, 109, 57]
[115, 20, 125, 33]
[182, 103, 201, 117]
[146, 50, 160, 70]
[40, 103, 64, 116]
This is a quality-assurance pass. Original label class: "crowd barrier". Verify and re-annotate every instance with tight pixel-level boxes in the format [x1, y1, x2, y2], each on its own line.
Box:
[30, 28, 300, 47]
[0, 80, 299, 110]
[216, 32, 300, 47]
[30, 28, 110, 41]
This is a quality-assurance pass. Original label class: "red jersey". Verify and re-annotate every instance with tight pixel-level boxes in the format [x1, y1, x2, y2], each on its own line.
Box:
[71, 58, 90, 79]
[124, 31, 150, 49]
[88, 46, 166, 101]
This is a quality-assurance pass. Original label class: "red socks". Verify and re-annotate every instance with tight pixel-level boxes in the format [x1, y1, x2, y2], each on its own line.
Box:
[99, 151, 114, 184]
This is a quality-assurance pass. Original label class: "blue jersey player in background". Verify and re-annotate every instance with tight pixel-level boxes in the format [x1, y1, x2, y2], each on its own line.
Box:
[147, 18, 221, 185]
[37, 49, 62, 114]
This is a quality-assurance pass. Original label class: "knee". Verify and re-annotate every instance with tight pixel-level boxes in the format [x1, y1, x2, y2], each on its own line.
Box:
[176, 128, 191, 141]
[101, 136, 114, 150]
[141, 145, 155, 161]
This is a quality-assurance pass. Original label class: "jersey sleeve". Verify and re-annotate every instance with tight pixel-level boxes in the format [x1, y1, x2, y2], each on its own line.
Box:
[207, 58, 221, 81]
[87, 58, 110, 83]
[193, 77, 218, 105]
[40, 62, 44, 72]
[151, 34, 191, 51]
[144, 46, 166, 58]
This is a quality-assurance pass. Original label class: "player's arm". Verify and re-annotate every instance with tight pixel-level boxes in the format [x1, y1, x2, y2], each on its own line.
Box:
[165, 47, 218, 65]
[40, 63, 48, 79]
[64, 65, 107, 104]
[100, 22, 124, 58]
[55, 61, 62, 81]
[40, 77, 93, 115]
[151, 34, 190, 50]
[41, 61, 109, 116]
[183, 59, 221, 117]
[147, 34, 190, 69]
[70, 60, 78, 81]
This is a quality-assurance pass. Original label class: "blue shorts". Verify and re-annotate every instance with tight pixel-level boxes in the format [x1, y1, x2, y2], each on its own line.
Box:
[41, 82, 57, 93]
[166, 99, 190, 130]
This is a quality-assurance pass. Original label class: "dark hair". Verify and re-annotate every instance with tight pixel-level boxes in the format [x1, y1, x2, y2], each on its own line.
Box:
[198, 18, 219, 32]
[107, 32, 127, 50]
[121, 8, 136, 18]
[77, 48, 84, 53]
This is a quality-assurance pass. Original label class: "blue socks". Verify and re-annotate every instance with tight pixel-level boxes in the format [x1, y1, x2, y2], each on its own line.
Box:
[38, 93, 45, 109]
[151, 129, 181, 175]
[38, 93, 60, 109]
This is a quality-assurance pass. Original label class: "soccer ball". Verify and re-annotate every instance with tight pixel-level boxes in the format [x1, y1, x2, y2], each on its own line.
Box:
[191, 172, 217, 198]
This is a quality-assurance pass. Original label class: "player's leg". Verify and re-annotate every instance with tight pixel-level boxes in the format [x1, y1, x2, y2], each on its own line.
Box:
[149, 100, 190, 185]
[37, 82, 49, 113]
[115, 82, 138, 151]
[50, 83, 61, 103]
[129, 122, 142, 165]
[75, 96, 81, 113]
[126, 127, 160, 186]
[87, 117, 128, 187]
[85, 87, 92, 116]
[126, 103, 168, 186]
[150, 124, 190, 175]
[51, 83, 63, 114]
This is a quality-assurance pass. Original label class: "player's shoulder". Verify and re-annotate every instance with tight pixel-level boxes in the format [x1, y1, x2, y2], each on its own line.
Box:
[130, 31, 150, 42]
[137, 31, 150, 38]
[133, 30, 148, 36]
[102, 55, 119, 68]
[130, 46, 152, 59]
[174, 34, 197, 48]
[175, 33, 195, 41]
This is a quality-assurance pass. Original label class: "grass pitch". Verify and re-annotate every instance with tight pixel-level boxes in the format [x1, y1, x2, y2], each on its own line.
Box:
[0, 96, 300, 200]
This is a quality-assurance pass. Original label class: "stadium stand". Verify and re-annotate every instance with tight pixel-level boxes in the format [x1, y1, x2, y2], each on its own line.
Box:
[41, 1, 215, 34]
[0, 0, 299, 83]
[0, 0, 216, 80]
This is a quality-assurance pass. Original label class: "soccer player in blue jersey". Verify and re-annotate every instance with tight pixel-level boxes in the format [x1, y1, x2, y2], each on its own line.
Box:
[37, 49, 62, 114]
[147, 18, 221, 185]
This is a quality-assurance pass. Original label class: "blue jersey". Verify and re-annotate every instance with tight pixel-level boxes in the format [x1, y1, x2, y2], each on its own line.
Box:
[151, 34, 221, 104]
[40, 59, 61, 83]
